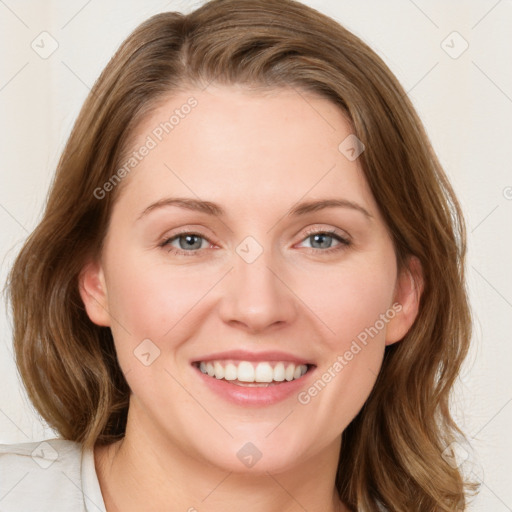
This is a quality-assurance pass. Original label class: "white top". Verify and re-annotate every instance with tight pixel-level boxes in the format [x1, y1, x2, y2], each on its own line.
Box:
[0, 438, 106, 511]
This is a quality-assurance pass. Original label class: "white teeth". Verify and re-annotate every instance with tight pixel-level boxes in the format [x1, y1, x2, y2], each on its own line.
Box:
[197, 360, 309, 383]
[214, 361, 225, 379]
[254, 362, 274, 382]
[273, 362, 285, 382]
[224, 363, 237, 381]
[206, 362, 215, 377]
[237, 361, 255, 382]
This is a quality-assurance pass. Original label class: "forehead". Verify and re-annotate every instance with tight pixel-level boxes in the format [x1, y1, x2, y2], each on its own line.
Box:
[114, 85, 377, 218]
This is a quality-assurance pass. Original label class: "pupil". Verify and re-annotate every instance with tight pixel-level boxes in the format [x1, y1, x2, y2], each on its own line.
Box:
[313, 234, 330, 248]
[181, 235, 201, 249]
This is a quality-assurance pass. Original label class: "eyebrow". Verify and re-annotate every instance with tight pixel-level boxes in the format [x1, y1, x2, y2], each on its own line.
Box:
[137, 197, 373, 220]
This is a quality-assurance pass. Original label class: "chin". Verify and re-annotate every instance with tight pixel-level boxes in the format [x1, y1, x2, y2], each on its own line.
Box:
[190, 432, 317, 476]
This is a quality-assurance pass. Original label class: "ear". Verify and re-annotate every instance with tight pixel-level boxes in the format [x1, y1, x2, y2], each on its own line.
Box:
[385, 256, 424, 346]
[78, 260, 111, 327]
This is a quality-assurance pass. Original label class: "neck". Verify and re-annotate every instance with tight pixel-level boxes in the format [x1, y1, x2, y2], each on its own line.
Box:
[94, 405, 348, 512]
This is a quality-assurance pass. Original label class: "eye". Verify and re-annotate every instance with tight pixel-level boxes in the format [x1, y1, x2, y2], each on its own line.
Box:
[160, 231, 213, 256]
[297, 228, 351, 254]
[160, 227, 351, 257]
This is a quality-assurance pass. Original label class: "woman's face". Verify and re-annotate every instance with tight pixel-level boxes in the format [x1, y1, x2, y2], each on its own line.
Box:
[81, 85, 420, 473]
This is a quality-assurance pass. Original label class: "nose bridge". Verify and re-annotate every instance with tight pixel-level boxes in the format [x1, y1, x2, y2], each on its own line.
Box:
[219, 235, 297, 331]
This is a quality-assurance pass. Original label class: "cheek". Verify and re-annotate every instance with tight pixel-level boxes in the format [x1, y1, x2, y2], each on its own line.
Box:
[304, 257, 397, 349]
[295, 255, 396, 414]
[103, 256, 216, 391]
[301, 256, 396, 428]
[105, 256, 214, 338]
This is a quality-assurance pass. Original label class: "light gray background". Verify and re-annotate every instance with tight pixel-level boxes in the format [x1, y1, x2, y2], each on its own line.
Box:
[1, 1, 511, 510]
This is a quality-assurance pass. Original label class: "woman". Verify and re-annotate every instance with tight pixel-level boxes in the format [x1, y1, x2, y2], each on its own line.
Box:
[1, 0, 477, 510]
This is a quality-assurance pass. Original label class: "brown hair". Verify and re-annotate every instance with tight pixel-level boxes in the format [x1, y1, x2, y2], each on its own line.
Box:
[6, 0, 477, 509]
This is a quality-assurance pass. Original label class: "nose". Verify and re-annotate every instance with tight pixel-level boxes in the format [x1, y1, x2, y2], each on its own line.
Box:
[218, 245, 298, 333]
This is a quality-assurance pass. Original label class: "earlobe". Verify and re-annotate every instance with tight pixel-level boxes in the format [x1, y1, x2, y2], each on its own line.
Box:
[78, 260, 111, 327]
[385, 256, 424, 346]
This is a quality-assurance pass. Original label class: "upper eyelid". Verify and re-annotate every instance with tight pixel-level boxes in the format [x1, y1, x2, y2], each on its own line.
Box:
[302, 226, 349, 239]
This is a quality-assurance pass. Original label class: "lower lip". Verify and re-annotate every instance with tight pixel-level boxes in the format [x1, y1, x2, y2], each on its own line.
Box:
[193, 365, 315, 406]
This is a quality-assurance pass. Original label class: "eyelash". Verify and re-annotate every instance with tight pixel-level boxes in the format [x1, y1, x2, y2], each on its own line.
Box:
[159, 227, 351, 257]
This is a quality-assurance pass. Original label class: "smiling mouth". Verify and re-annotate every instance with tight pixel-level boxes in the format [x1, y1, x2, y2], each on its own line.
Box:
[192, 360, 314, 387]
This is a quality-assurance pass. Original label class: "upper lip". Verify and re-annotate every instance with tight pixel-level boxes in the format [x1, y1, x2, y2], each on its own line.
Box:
[192, 349, 314, 366]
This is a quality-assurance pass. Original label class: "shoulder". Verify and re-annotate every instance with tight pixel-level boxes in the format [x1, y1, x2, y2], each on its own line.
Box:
[0, 437, 82, 465]
[0, 438, 105, 512]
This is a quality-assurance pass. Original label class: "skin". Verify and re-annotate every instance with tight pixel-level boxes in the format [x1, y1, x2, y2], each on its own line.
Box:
[80, 85, 422, 512]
